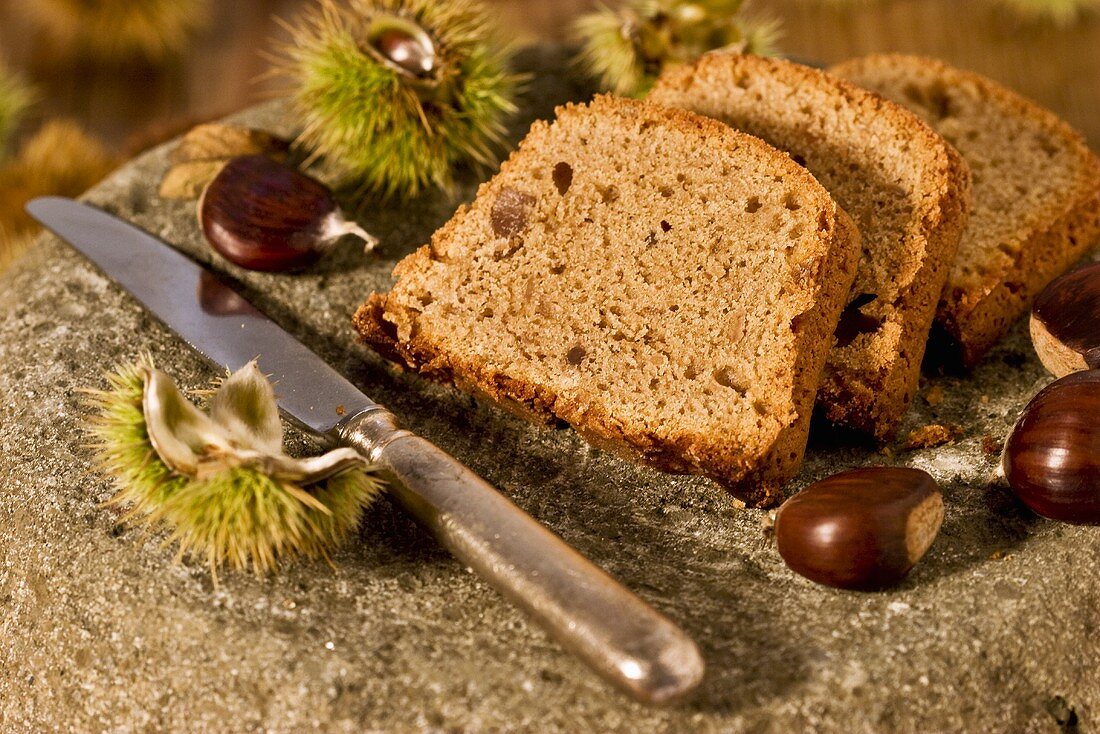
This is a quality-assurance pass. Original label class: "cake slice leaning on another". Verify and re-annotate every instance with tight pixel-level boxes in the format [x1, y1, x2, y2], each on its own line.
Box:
[832, 54, 1100, 367]
[355, 95, 860, 507]
[649, 53, 971, 440]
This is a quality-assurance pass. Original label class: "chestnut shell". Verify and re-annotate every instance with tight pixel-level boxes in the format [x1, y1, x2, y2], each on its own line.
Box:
[1003, 369, 1100, 523]
[775, 467, 943, 591]
[199, 155, 339, 272]
[1031, 262, 1100, 376]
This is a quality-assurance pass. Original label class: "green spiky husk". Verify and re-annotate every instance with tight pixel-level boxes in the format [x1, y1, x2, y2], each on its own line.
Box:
[574, 0, 782, 97]
[84, 359, 384, 575]
[278, 0, 521, 198]
[0, 67, 32, 158]
[18, 0, 210, 61]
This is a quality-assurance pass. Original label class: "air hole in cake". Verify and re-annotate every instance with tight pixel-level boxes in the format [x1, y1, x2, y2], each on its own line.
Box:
[659, 185, 674, 198]
[552, 162, 573, 195]
[745, 196, 762, 214]
[550, 263, 566, 274]
[676, 172, 687, 183]
[902, 83, 923, 106]
[784, 193, 802, 211]
[713, 367, 747, 393]
[753, 400, 768, 416]
[645, 232, 658, 247]
[479, 307, 493, 318]
[597, 185, 620, 204]
[566, 345, 587, 364]
[926, 83, 953, 119]
[835, 293, 883, 348]
[669, 304, 679, 312]
[684, 364, 698, 379]
[660, 220, 672, 232]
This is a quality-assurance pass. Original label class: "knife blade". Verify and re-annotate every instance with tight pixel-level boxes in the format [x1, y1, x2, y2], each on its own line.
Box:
[27, 196, 704, 705]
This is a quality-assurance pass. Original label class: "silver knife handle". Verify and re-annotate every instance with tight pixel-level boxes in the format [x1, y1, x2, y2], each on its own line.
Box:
[337, 407, 704, 705]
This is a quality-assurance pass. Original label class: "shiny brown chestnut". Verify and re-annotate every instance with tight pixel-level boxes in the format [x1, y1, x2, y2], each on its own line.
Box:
[1030, 262, 1100, 377]
[774, 467, 944, 590]
[198, 155, 376, 272]
[365, 15, 437, 79]
[1003, 369, 1100, 523]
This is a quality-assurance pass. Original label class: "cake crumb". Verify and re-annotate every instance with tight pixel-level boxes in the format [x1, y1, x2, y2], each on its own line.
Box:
[981, 434, 1002, 456]
[924, 385, 944, 407]
[904, 424, 960, 449]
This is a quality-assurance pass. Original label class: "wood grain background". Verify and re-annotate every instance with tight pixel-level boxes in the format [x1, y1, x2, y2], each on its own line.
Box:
[0, 0, 1098, 152]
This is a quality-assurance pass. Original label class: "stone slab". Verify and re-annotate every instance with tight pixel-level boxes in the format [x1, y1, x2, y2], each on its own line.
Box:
[1, 47, 1097, 733]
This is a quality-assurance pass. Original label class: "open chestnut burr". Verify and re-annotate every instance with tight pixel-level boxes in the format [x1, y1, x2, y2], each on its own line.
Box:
[774, 467, 944, 591]
[1030, 262, 1100, 377]
[1003, 369, 1100, 523]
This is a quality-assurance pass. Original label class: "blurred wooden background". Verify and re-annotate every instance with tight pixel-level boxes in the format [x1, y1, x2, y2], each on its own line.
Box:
[0, 0, 1098, 153]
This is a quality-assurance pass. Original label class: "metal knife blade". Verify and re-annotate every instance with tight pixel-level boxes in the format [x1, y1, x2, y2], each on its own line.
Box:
[27, 195, 706, 705]
[26, 196, 373, 434]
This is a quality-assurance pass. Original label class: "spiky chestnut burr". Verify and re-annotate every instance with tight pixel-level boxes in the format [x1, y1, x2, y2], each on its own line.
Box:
[0, 120, 116, 242]
[275, 0, 521, 198]
[84, 357, 385, 576]
[0, 66, 33, 159]
[16, 0, 210, 61]
[574, 0, 782, 97]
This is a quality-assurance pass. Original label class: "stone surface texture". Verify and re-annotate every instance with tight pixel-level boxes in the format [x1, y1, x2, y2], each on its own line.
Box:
[1, 48, 1098, 733]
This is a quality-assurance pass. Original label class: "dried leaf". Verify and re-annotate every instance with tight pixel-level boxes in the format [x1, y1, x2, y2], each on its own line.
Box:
[158, 159, 226, 199]
[170, 123, 290, 165]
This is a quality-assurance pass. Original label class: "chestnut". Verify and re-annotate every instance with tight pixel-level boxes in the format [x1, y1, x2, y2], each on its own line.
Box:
[1003, 369, 1100, 523]
[1030, 262, 1100, 377]
[774, 467, 944, 590]
[198, 155, 376, 272]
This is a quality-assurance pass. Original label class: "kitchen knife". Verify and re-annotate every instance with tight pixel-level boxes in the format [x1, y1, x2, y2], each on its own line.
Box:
[27, 196, 704, 705]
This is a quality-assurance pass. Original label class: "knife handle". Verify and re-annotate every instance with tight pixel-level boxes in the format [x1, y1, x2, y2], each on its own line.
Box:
[337, 406, 704, 705]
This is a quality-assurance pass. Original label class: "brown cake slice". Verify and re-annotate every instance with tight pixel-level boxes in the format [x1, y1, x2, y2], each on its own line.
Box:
[355, 95, 860, 506]
[649, 53, 971, 440]
[832, 54, 1100, 367]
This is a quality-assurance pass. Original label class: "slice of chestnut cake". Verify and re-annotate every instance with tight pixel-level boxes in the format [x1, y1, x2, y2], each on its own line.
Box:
[355, 95, 860, 507]
[650, 53, 971, 440]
